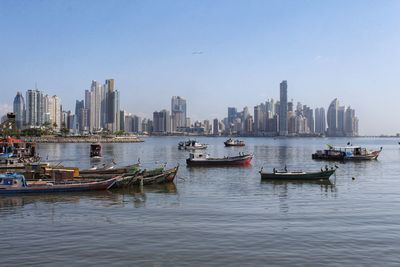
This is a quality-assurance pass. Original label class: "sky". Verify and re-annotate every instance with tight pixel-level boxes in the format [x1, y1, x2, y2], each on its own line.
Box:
[0, 0, 399, 135]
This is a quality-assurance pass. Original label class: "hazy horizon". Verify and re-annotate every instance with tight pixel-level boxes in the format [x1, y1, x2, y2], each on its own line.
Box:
[1, 0, 399, 135]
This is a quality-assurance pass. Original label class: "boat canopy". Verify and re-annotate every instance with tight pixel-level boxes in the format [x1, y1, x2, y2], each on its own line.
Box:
[0, 137, 25, 144]
[329, 146, 362, 150]
[0, 173, 27, 186]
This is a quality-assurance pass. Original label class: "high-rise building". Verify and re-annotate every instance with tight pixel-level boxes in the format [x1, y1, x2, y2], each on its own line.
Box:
[244, 115, 253, 135]
[171, 96, 187, 131]
[344, 107, 358, 136]
[288, 112, 296, 134]
[228, 107, 237, 125]
[75, 100, 85, 131]
[104, 79, 120, 132]
[302, 105, 314, 133]
[288, 101, 294, 113]
[266, 99, 275, 118]
[43, 95, 61, 129]
[78, 107, 89, 132]
[279, 80, 288, 136]
[327, 98, 339, 137]
[88, 80, 103, 131]
[203, 120, 211, 134]
[213, 118, 219, 135]
[25, 89, 44, 127]
[266, 114, 279, 135]
[153, 110, 171, 133]
[132, 115, 142, 133]
[315, 107, 326, 135]
[337, 106, 345, 135]
[50, 95, 61, 130]
[119, 110, 126, 132]
[13, 92, 25, 129]
[254, 104, 266, 134]
[84, 89, 91, 124]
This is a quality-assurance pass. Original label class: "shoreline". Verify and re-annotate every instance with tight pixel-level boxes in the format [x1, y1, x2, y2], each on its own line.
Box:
[23, 136, 145, 143]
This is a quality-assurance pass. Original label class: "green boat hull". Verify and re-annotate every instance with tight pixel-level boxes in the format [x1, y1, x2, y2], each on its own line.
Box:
[260, 169, 336, 180]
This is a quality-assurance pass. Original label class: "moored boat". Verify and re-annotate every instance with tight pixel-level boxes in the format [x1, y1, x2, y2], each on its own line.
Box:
[0, 137, 39, 170]
[79, 162, 140, 176]
[178, 140, 207, 150]
[312, 145, 382, 161]
[0, 173, 118, 194]
[186, 152, 253, 167]
[113, 165, 179, 188]
[90, 143, 102, 159]
[224, 138, 245, 147]
[260, 166, 337, 180]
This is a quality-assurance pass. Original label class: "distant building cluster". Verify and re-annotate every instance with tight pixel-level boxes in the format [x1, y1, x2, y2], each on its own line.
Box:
[212, 80, 359, 137]
[11, 79, 121, 134]
[10, 79, 359, 137]
[13, 89, 61, 130]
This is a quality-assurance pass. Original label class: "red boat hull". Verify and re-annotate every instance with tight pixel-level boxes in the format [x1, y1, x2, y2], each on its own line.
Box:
[186, 155, 253, 167]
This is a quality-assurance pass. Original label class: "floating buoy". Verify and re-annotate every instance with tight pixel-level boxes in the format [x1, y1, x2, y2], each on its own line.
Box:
[352, 177, 355, 180]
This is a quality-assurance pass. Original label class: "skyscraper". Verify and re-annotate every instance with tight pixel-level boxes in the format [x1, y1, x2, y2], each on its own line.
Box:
[25, 89, 44, 127]
[49, 95, 61, 129]
[227, 107, 237, 124]
[75, 100, 84, 131]
[13, 92, 25, 129]
[315, 107, 326, 135]
[327, 98, 339, 137]
[302, 105, 314, 133]
[213, 118, 219, 135]
[279, 80, 288, 136]
[88, 80, 103, 131]
[104, 79, 120, 132]
[344, 107, 358, 136]
[153, 110, 171, 133]
[132, 115, 142, 133]
[337, 106, 345, 135]
[171, 96, 187, 132]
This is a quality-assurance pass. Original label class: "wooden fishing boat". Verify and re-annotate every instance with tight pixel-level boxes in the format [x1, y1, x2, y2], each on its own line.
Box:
[224, 138, 245, 147]
[79, 162, 140, 175]
[260, 167, 337, 180]
[312, 145, 382, 161]
[0, 173, 118, 194]
[186, 152, 253, 167]
[113, 165, 179, 188]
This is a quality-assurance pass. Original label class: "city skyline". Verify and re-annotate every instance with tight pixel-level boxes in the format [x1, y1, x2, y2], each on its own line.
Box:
[6, 79, 359, 137]
[1, 1, 399, 135]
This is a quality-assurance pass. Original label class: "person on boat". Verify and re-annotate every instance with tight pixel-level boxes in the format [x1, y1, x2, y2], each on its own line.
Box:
[325, 165, 329, 171]
[284, 165, 287, 172]
[273, 168, 276, 173]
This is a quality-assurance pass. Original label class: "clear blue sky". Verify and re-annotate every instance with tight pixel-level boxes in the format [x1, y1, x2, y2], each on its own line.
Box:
[1, 0, 399, 135]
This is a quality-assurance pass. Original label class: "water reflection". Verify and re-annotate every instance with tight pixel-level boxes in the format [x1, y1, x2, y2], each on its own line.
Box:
[0, 183, 178, 211]
[261, 178, 337, 214]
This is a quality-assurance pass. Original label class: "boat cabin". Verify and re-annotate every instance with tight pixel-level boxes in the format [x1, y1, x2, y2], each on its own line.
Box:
[0, 157, 22, 167]
[90, 143, 102, 158]
[331, 146, 368, 157]
[0, 173, 27, 189]
[188, 153, 209, 161]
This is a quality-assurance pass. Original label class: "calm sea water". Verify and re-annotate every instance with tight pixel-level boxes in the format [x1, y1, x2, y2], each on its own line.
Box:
[1, 137, 400, 266]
